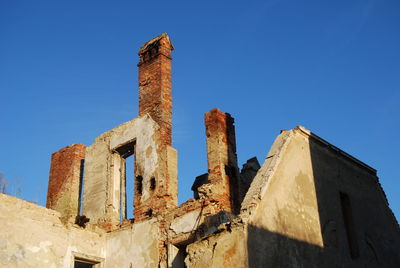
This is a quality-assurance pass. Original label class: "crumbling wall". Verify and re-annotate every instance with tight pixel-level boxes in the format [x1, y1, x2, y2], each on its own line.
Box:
[198, 108, 240, 214]
[185, 225, 248, 268]
[0, 193, 105, 267]
[242, 127, 400, 267]
[83, 115, 177, 229]
[303, 127, 400, 267]
[238, 157, 260, 207]
[14, 32, 400, 268]
[46, 144, 85, 221]
[105, 219, 160, 268]
[245, 129, 324, 267]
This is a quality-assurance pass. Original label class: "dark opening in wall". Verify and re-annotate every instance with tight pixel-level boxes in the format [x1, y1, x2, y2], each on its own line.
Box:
[136, 176, 143, 195]
[340, 192, 359, 259]
[74, 261, 93, 268]
[73, 253, 102, 268]
[115, 141, 135, 222]
[146, 209, 153, 217]
[74, 258, 98, 268]
[78, 159, 85, 216]
[169, 244, 187, 268]
[150, 177, 156, 191]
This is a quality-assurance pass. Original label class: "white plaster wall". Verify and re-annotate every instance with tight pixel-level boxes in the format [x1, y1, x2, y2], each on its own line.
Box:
[109, 115, 159, 203]
[0, 194, 106, 268]
[170, 210, 201, 234]
[83, 115, 161, 224]
[249, 131, 323, 245]
[83, 136, 109, 223]
[105, 219, 160, 268]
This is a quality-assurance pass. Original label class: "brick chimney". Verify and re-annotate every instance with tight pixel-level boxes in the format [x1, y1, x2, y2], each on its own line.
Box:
[138, 33, 174, 146]
[203, 108, 240, 213]
[133, 33, 177, 221]
[46, 144, 86, 221]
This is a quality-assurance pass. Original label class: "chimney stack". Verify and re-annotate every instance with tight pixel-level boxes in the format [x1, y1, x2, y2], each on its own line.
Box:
[138, 33, 174, 146]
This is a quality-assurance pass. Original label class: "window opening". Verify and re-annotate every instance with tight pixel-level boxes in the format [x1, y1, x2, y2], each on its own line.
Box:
[125, 154, 134, 220]
[74, 258, 98, 268]
[115, 142, 135, 223]
[119, 156, 126, 223]
[340, 192, 359, 259]
[78, 159, 85, 216]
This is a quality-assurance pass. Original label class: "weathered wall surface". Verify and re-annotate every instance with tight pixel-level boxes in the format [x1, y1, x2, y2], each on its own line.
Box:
[246, 129, 324, 267]
[185, 226, 248, 268]
[0, 193, 105, 268]
[304, 127, 400, 267]
[202, 108, 239, 213]
[46, 144, 85, 220]
[105, 219, 160, 268]
[83, 115, 177, 228]
[243, 127, 400, 267]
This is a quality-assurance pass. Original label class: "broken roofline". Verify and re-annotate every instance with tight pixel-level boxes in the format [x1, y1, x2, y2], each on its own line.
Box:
[46, 33, 378, 229]
[294, 126, 376, 175]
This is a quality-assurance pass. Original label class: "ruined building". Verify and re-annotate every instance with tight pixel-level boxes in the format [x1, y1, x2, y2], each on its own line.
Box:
[0, 33, 399, 268]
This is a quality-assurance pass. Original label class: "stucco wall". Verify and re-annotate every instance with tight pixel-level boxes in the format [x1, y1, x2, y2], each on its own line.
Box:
[245, 127, 400, 267]
[0, 194, 105, 268]
[247, 130, 324, 267]
[105, 219, 160, 268]
[185, 226, 247, 268]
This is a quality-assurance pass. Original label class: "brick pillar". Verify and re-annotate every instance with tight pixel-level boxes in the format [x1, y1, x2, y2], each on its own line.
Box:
[138, 33, 174, 146]
[134, 34, 177, 221]
[46, 144, 85, 220]
[203, 108, 240, 213]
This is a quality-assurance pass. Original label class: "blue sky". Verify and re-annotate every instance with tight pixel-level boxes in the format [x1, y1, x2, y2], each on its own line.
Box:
[1, 0, 399, 220]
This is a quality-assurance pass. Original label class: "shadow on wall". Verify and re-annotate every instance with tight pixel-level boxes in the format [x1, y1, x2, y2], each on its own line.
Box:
[247, 225, 323, 268]
[246, 132, 400, 267]
[308, 135, 400, 268]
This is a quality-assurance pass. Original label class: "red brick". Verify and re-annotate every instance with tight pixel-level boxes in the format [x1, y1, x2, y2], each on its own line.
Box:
[46, 144, 85, 219]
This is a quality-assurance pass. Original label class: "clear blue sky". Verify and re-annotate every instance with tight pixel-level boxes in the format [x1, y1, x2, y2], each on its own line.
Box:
[1, 0, 399, 221]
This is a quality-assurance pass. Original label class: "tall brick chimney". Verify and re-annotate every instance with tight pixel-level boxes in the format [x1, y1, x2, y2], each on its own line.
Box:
[133, 33, 177, 221]
[203, 108, 240, 213]
[138, 33, 174, 146]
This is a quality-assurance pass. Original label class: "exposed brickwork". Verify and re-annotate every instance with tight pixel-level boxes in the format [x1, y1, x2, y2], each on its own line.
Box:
[36, 34, 400, 268]
[46, 144, 85, 220]
[138, 33, 173, 147]
[133, 34, 177, 222]
[132, 139, 178, 222]
[202, 108, 240, 214]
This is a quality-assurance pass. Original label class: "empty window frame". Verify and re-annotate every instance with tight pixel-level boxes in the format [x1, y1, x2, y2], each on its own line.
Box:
[72, 253, 103, 268]
[74, 259, 96, 268]
[78, 159, 85, 216]
[340, 192, 359, 259]
[115, 141, 135, 222]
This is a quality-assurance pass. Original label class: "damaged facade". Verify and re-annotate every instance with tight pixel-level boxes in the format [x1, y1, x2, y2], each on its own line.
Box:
[1, 33, 399, 268]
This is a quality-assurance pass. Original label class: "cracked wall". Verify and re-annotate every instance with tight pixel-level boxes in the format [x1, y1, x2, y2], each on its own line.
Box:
[83, 115, 177, 229]
[0, 194, 105, 268]
[2, 33, 399, 268]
